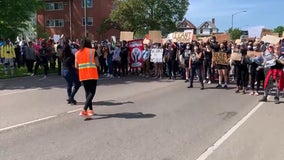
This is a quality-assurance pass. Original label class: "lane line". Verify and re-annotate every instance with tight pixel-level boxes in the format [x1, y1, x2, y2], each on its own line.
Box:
[196, 101, 265, 160]
[0, 115, 57, 133]
[67, 108, 81, 114]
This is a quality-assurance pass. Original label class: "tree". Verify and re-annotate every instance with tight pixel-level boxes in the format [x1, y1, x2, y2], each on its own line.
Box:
[0, 0, 43, 40]
[227, 28, 242, 40]
[273, 26, 284, 37]
[110, 0, 189, 36]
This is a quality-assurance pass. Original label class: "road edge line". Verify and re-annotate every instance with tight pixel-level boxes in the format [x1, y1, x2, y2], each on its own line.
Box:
[195, 101, 265, 160]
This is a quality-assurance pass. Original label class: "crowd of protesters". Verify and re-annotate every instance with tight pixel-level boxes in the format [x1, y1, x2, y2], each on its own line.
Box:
[1, 35, 284, 105]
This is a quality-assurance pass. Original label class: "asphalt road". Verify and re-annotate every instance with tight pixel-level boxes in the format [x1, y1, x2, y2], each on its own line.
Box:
[0, 74, 283, 160]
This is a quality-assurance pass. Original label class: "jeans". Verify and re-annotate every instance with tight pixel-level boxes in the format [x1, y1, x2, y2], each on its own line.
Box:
[190, 63, 204, 87]
[204, 59, 211, 80]
[62, 69, 81, 101]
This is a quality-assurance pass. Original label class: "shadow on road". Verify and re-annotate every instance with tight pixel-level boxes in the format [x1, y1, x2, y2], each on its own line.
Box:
[77, 100, 134, 106]
[85, 112, 156, 121]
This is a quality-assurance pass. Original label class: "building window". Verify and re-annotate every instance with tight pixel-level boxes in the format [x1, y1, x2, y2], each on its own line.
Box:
[200, 29, 203, 34]
[45, 2, 64, 11]
[82, 0, 93, 8]
[82, 17, 93, 26]
[46, 19, 64, 27]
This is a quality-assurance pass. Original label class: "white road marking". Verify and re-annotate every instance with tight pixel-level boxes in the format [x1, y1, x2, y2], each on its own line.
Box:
[67, 108, 82, 114]
[196, 101, 265, 160]
[0, 88, 40, 96]
[0, 115, 57, 133]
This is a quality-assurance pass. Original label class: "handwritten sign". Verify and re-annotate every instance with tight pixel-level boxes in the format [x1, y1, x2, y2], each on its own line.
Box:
[150, 49, 163, 63]
[172, 31, 193, 43]
[212, 52, 228, 65]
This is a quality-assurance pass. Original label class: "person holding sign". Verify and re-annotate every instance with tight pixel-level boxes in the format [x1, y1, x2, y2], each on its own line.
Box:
[142, 44, 151, 78]
[188, 45, 204, 90]
[259, 45, 284, 104]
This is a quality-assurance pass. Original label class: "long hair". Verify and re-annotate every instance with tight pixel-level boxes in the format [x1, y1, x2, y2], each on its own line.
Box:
[61, 44, 73, 60]
[80, 37, 92, 50]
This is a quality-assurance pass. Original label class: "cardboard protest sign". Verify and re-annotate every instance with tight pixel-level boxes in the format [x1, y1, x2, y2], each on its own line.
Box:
[120, 31, 134, 41]
[150, 49, 164, 63]
[128, 39, 144, 68]
[172, 31, 193, 43]
[247, 51, 261, 58]
[212, 52, 228, 65]
[260, 28, 272, 38]
[261, 35, 281, 45]
[230, 52, 242, 61]
[213, 33, 231, 42]
[149, 30, 162, 44]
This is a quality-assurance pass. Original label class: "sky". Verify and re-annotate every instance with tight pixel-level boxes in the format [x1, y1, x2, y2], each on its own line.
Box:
[184, 0, 283, 35]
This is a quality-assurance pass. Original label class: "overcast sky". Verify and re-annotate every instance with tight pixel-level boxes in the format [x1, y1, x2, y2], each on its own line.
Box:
[184, 0, 283, 32]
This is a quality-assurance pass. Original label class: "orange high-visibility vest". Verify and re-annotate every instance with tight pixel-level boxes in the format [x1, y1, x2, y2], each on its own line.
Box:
[76, 48, 99, 81]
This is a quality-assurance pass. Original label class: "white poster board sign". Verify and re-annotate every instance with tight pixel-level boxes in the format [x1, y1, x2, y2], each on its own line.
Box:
[150, 49, 163, 63]
[53, 34, 60, 43]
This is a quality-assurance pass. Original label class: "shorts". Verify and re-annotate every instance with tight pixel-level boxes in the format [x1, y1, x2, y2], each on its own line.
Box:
[216, 64, 228, 70]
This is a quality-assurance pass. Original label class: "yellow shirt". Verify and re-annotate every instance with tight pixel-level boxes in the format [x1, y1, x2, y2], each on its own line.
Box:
[0, 45, 15, 59]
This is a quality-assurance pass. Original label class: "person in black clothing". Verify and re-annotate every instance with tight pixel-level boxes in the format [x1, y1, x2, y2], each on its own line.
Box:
[120, 40, 129, 76]
[33, 41, 49, 79]
[203, 43, 213, 84]
[234, 44, 250, 94]
[188, 45, 204, 90]
[61, 44, 81, 105]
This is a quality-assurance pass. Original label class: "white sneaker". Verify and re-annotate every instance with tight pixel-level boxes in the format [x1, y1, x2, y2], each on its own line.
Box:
[207, 80, 211, 84]
[203, 80, 207, 83]
[39, 75, 47, 80]
[30, 73, 35, 76]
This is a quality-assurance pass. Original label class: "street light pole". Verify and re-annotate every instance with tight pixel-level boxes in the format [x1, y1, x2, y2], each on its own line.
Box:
[84, 0, 87, 37]
[231, 10, 246, 29]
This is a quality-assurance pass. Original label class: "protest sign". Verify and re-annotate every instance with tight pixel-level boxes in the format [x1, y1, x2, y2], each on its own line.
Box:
[150, 49, 164, 63]
[120, 31, 133, 41]
[172, 31, 193, 43]
[212, 52, 228, 65]
[149, 30, 162, 44]
[128, 39, 144, 68]
[230, 52, 242, 61]
[261, 35, 281, 45]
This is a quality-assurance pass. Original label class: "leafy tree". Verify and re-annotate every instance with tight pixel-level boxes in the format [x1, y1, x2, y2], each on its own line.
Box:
[227, 28, 242, 40]
[110, 0, 189, 36]
[273, 26, 284, 37]
[0, 0, 43, 40]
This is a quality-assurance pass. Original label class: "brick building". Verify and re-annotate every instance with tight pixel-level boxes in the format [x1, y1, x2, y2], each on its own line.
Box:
[37, 0, 120, 41]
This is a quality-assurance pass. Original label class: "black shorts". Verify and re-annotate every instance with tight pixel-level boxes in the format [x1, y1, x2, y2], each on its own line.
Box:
[216, 64, 228, 70]
[185, 60, 189, 68]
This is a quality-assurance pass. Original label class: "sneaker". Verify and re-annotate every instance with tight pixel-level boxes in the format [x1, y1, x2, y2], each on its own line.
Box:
[187, 85, 193, 88]
[39, 75, 47, 80]
[30, 73, 35, 76]
[207, 80, 211, 84]
[184, 79, 189, 82]
[87, 110, 94, 116]
[235, 90, 240, 93]
[216, 84, 222, 88]
[242, 90, 246, 94]
[200, 86, 204, 90]
[274, 97, 280, 104]
[69, 99, 77, 105]
[259, 96, 267, 102]
[203, 80, 207, 83]
[249, 91, 255, 96]
[254, 92, 259, 96]
[223, 85, 228, 89]
[79, 110, 90, 118]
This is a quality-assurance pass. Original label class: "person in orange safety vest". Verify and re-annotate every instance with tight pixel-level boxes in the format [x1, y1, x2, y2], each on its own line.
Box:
[75, 38, 100, 118]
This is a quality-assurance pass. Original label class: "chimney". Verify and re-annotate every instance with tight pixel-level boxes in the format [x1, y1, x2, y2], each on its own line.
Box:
[212, 18, 215, 24]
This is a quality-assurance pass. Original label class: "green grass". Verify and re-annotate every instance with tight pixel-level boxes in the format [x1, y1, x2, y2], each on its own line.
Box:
[0, 64, 58, 79]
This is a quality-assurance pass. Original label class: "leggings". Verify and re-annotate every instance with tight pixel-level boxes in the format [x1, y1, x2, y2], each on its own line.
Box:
[82, 80, 97, 111]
